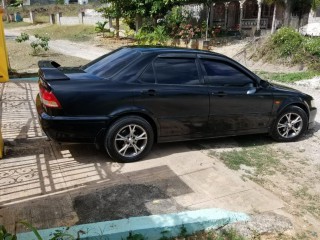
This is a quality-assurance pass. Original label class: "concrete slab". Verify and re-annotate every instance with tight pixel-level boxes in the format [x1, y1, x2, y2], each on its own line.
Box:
[0, 81, 285, 234]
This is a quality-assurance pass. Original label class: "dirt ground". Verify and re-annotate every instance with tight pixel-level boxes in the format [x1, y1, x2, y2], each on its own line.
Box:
[212, 41, 320, 238]
[6, 39, 89, 73]
[194, 80, 320, 238]
[257, 82, 320, 238]
[3, 25, 320, 238]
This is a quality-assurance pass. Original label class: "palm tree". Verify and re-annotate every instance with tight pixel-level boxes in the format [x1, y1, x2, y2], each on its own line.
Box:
[264, 0, 285, 34]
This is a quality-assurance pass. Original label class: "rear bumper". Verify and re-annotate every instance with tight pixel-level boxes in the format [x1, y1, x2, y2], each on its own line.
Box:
[36, 94, 108, 143]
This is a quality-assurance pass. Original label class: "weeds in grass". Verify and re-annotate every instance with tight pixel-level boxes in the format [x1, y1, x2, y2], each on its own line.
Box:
[0, 224, 17, 240]
[15, 33, 50, 55]
[292, 186, 320, 218]
[126, 232, 146, 240]
[255, 71, 320, 83]
[174, 228, 246, 240]
[4, 21, 32, 29]
[26, 25, 95, 42]
[219, 146, 279, 176]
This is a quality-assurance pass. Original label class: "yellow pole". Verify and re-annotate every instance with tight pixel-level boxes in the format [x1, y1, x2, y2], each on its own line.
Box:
[0, 7, 7, 158]
[0, 7, 9, 83]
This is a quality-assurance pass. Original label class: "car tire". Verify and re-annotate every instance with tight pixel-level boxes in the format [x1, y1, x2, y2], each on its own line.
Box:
[271, 106, 308, 142]
[105, 116, 154, 162]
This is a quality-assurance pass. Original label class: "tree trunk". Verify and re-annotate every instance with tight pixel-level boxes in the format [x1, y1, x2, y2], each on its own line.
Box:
[284, 0, 292, 27]
[271, 4, 277, 34]
[153, 17, 157, 26]
[115, 17, 119, 38]
[205, 4, 211, 40]
[298, 10, 302, 29]
[135, 14, 142, 32]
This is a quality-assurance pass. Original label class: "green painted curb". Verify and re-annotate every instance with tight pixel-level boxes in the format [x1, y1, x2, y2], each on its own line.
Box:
[17, 208, 250, 240]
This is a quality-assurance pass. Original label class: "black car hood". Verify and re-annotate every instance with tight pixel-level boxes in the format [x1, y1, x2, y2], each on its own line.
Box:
[269, 82, 301, 94]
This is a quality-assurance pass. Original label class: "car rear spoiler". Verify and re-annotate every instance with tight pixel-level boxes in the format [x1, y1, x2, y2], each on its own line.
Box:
[38, 61, 70, 81]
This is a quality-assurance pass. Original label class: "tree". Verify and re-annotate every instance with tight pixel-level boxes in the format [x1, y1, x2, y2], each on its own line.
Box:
[291, 0, 317, 28]
[194, 0, 216, 40]
[283, 0, 292, 26]
[312, 0, 320, 10]
[264, 0, 285, 34]
[283, 0, 320, 28]
[98, 0, 188, 34]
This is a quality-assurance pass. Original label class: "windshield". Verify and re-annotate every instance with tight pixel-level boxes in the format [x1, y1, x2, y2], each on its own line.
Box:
[83, 48, 141, 78]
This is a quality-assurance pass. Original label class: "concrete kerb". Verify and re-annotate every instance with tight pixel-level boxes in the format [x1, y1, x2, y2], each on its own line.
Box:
[10, 77, 39, 81]
[17, 208, 250, 240]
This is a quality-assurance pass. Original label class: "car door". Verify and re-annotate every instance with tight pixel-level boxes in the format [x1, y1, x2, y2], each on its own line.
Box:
[198, 56, 274, 135]
[133, 54, 209, 140]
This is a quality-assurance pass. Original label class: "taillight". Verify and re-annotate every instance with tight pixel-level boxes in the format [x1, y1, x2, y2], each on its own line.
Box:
[39, 85, 62, 108]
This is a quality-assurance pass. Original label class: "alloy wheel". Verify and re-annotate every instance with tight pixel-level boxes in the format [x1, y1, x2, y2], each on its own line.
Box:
[114, 124, 148, 157]
[277, 113, 303, 139]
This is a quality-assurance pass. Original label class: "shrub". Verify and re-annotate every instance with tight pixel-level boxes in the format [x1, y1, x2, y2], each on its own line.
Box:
[15, 32, 29, 43]
[30, 34, 50, 55]
[164, 6, 192, 38]
[271, 27, 303, 56]
[95, 21, 107, 37]
[251, 27, 320, 71]
[303, 37, 320, 57]
[135, 25, 169, 45]
[15, 33, 50, 55]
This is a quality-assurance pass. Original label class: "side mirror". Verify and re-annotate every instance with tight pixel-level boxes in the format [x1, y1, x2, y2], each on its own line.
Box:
[247, 87, 257, 95]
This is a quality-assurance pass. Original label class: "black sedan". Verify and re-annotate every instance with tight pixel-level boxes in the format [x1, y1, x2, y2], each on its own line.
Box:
[36, 46, 317, 162]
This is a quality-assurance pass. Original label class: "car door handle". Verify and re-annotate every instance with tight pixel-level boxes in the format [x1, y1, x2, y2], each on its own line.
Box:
[141, 89, 157, 96]
[212, 91, 227, 97]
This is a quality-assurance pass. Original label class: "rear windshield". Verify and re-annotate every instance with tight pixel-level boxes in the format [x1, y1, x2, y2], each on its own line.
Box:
[83, 48, 140, 78]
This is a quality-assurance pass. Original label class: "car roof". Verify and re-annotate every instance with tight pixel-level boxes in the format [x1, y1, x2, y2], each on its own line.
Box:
[123, 45, 225, 57]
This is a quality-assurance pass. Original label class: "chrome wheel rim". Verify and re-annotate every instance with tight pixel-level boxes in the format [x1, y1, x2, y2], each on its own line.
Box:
[114, 124, 148, 157]
[277, 113, 303, 139]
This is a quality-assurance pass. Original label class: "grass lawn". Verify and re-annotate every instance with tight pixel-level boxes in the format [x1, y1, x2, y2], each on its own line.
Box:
[255, 71, 320, 83]
[4, 21, 33, 29]
[25, 25, 96, 42]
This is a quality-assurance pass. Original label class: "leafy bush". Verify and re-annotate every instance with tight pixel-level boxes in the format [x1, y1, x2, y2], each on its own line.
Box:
[30, 34, 50, 55]
[95, 21, 108, 37]
[135, 25, 169, 45]
[251, 27, 320, 71]
[178, 23, 201, 41]
[271, 27, 303, 56]
[15, 32, 29, 43]
[15, 32, 50, 55]
[164, 6, 192, 37]
[303, 37, 320, 57]
[0, 225, 17, 240]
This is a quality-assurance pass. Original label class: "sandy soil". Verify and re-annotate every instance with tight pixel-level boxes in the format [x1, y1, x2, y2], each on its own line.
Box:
[264, 81, 320, 238]
[213, 39, 303, 73]
[217, 43, 320, 237]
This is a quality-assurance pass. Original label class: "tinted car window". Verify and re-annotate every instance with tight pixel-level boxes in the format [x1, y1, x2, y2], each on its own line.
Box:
[140, 64, 155, 83]
[201, 60, 253, 87]
[154, 58, 200, 85]
[83, 48, 140, 78]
